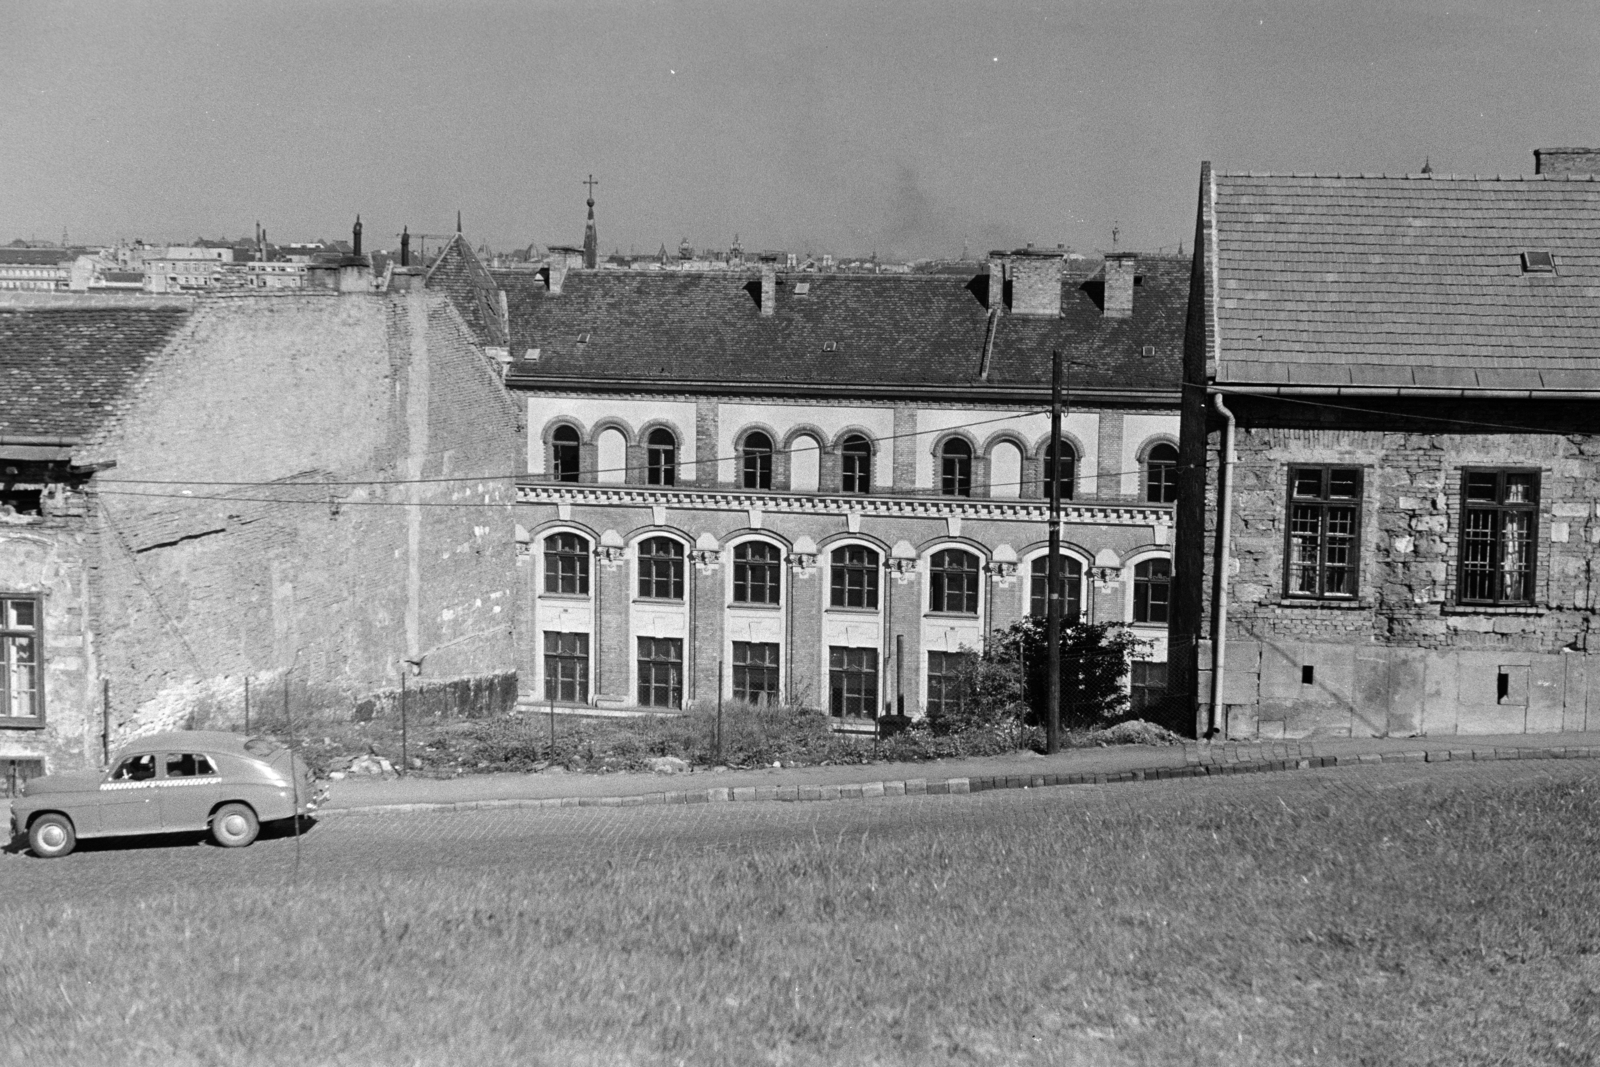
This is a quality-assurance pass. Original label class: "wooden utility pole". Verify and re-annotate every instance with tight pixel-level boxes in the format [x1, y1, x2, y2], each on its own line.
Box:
[1046, 348, 1064, 753]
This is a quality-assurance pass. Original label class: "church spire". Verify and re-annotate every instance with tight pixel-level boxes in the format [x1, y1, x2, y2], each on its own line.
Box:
[582, 174, 599, 270]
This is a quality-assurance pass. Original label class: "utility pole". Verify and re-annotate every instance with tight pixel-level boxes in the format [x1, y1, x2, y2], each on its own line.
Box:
[1046, 348, 1064, 753]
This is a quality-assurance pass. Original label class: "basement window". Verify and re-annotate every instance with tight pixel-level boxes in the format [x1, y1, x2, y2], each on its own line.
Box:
[1521, 251, 1555, 273]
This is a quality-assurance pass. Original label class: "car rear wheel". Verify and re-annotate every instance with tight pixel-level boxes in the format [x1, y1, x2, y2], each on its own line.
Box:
[210, 803, 259, 848]
[29, 814, 76, 859]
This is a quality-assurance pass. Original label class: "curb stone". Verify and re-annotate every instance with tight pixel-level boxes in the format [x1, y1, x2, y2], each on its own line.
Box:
[313, 744, 1600, 820]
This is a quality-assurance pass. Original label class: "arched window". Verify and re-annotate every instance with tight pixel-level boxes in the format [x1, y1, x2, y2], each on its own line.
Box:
[929, 549, 979, 614]
[841, 435, 872, 494]
[741, 432, 773, 490]
[829, 545, 879, 609]
[551, 424, 581, 482]
[1133, 558, 1171, 624]
[543, 532, 590, 595]
[732, 541, 781, 604]
[1145, 443, 1178, 504]
[789, 434, 820, 492]
[1044, 440, 1075, 501]
[1029, 556, 1083, 621]
[637, 537, 684, 600]
[940, 439, 973, 497]
[646, 428, 677, 486]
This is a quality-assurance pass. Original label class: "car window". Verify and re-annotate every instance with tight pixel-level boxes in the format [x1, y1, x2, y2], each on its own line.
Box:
[112, 754, 157, 781]
[165, 753, 216, 778]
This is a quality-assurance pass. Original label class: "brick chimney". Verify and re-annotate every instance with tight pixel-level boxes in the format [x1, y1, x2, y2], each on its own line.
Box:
[1534, 147, 1600, 177]
[759, 253, 779, 317]
[1103, 252, 1136, 319]
[986, 252, 1007, 312]
[1005, 246, 1064, 317]
[544, 245, 585, 295]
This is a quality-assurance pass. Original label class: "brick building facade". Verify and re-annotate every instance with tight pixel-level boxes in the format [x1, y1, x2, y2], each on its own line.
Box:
[1173, 156, 1600, 739]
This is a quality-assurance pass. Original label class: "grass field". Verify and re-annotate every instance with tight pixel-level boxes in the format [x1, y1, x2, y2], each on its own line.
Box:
[6, 772, 1600, 1066]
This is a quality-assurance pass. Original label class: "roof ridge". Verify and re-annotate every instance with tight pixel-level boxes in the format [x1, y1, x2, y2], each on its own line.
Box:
[1217, 171, 1596, 182]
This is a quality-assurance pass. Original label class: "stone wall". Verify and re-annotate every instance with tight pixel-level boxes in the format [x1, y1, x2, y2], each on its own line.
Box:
[1186, 396, 1600, 738]
[76, 292, 521, 759]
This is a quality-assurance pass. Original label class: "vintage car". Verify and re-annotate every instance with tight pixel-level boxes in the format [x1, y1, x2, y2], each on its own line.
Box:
[10, 730, 326, 858]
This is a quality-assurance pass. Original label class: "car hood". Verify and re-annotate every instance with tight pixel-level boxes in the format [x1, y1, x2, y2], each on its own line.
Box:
[22, 771, 105, 797]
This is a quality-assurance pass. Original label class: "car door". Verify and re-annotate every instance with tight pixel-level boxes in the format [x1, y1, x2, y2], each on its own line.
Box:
[158, 752, 221, 831]
[100, 753, 161, 833]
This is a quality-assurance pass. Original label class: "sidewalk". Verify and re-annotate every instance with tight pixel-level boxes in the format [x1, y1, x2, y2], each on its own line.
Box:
[316, 730, 1600, 817]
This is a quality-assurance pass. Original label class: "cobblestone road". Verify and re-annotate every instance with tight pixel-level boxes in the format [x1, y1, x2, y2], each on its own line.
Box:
[7, 759, 1596, 902]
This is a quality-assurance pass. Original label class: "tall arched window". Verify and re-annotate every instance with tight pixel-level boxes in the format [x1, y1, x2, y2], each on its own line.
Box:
[646, 428, 677, 486]
[940, 439, 973, 497]
[1145, 443, 1178, 504]
[829, 545, 879, 609]
[1133, 558, 1171, 624]
[741, 432, 773, 490]
[732, 541, 781, 604]
[551, 424, 581, 482]
[929, 549, 979, 614]
[543, 532, 590, 595]
[1044, 440, 1076, 501]
[637, 537, 684, 600]
[841, 435, 872, 494]
[1029, 556, 1083, 621]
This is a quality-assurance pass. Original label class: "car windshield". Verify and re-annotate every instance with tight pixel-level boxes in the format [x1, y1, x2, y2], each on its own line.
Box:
[243, 737, 286, 758]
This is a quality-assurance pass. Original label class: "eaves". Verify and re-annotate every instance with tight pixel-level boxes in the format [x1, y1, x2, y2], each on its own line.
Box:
[503, 373, 1180, 406]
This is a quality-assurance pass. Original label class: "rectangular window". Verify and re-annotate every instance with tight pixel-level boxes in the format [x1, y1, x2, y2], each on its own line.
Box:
[828, 646, 878, 718]
[732, 641, 780, 705]
[637, 637, 683, 708]
[1129, 660, 1169, 716]
[829, 547, 880, 610]
[544, 632, 590, 703]
[1459, 470, 1539, 606]
[1, 595, 41, 726]
[543, 534, 591, 595]
[1285, 467, 1361, 599]
[1132, 559, 1171, 624]
[926, 651, 966, 719]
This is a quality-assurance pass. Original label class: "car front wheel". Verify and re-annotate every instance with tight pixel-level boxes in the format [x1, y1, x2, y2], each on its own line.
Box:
[210, 803, 259, 848]
[29, 813, 76, 858]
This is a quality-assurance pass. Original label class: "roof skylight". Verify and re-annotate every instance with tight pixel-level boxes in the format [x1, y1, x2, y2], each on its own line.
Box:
[1522, 251, 1556, 273]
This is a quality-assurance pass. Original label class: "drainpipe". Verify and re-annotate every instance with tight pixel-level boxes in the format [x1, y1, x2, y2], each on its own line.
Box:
[1209, 394, 1236, 738]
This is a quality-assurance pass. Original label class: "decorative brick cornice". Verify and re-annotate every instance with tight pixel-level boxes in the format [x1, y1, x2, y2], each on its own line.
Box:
[517, 483, 1174, 528]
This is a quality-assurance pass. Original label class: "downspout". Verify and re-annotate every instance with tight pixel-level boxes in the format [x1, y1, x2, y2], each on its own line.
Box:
[1209, 393, 1236, 738]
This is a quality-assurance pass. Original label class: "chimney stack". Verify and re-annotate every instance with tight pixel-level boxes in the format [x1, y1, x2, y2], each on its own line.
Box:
[1103, 252, 1136, 319]
[400, 227, 411, 267]
[1534, 147, 1600, 177]
[545, 245, 585, 295]
[1003, 246, 1064, 317]
[986, 252, 1007, 312]
[759, 254, 779, 317]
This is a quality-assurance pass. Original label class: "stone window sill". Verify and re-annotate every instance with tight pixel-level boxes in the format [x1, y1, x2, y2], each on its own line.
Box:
[727, 601, 782, 611]
[1440, 604, 1545, 616]
[1268, 598, 1371, 611]
[539, 593, 592, 602]
[0, 719, 45, 731]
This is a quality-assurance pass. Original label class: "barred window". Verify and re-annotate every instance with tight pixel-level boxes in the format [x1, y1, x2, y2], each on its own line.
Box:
[929, 549, 979, 615]
[637, 637, 683, 708]
[828, 646, 878, 718]
[841, 435, 872, 494]
[732, 641, 780, 705]
[732, 541, 781, 605]
[1133, 558, 1171, 624]
[926, 650, 967, 719]
[543, 632, 589, 703]
[646, 428, 677, 486]
[1145, 443, 1178, 504]
[1029, 556, 1083, 621]
[1459, 470, 1539, 606]
[543, 533, 590, 595]
[1286, 467, 1361, 598]
[637, 538, 685, 600]
[741, 432, 773, 490]
[829, 545, 879, 610]
[940, 439, 972, 497]
[551, 424, 581, 482]
[1, 595, 40, 725]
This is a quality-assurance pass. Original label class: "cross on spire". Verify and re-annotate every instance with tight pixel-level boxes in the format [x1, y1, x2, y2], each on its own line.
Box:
[583, 174, 599, 206]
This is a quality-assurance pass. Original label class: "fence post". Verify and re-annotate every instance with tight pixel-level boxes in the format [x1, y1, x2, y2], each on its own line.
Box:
[102, 678, 111, 766]
[716, 660, 724, 765]
[400, 672, 408, 778]
[548, 688, 555, 756]
[243, 676, 250, 735]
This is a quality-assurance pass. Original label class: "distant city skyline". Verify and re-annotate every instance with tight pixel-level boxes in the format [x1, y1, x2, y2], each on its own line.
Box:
[4, 1, 1597, 259]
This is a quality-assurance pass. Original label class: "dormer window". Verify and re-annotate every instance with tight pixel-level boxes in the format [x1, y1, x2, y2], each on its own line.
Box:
[1521, 251, 1555, 273]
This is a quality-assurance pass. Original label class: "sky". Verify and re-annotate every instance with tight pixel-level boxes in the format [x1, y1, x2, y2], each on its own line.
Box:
[3, 0, 1598, 260]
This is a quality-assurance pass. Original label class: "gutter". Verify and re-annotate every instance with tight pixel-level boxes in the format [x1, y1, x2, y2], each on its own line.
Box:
[1209, 394, 1236, 739]
[1212, 385, 1600, 400]
[502, 374, 1180, 406]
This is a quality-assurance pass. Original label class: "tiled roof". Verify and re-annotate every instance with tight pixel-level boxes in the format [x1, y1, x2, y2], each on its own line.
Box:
[1209, 173, 1600, 390]
[0, 306, 191, 439]
[496, 257, 1187, 396]
[425, 234, 508, 346]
